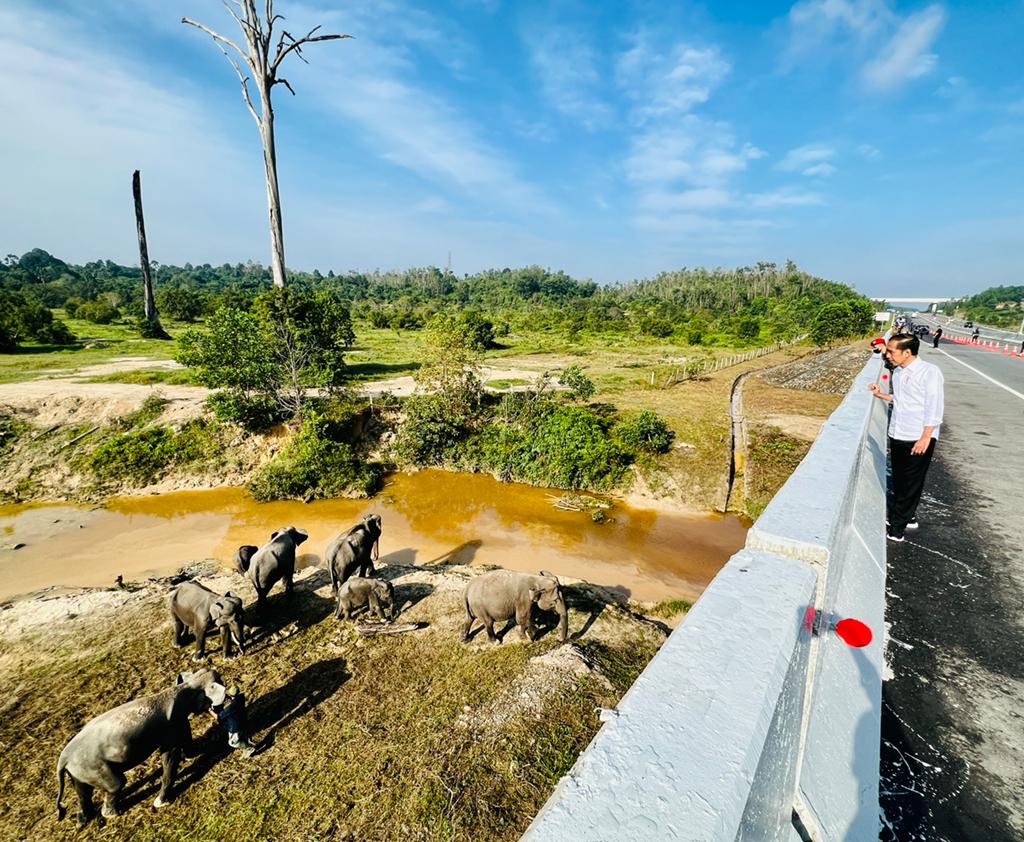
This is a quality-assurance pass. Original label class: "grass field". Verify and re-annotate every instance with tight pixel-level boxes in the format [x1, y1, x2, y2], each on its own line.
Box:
[0, 564, 664, 842]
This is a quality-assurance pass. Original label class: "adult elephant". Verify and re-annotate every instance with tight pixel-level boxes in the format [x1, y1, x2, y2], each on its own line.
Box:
[462, 570, 569, 644]
[56, 670, 226, 827]
[237, 526, 308, 608]
[325, 514, 382, 595]
[168, 581, 245, 660]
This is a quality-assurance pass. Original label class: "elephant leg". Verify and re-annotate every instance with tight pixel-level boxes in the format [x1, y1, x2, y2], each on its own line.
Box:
[368, 592, 381, 620]
[92, 763, 126, 818]
[171, 616, 186, 647]
[334, 596, 345, 620]
[516, 604, 536, 641]
[72, 779, 95, 827]
[483, 617, 499, 643]
[154, 748, 181, 808]
[193, 626, 208, 661]
[221, 627, 231, 658]
[461, 610, 475, 642]
[285, 570, 295, 597]
[361, 557, 376, 578]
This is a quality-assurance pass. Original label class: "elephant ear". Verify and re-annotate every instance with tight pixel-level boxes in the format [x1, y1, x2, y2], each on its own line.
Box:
[539, 571, 560, 587]
[204, 681, 227, 708]
[292, 527, 309, 544]
[270, 530, 281, 540]
[210, 600, 226, 623]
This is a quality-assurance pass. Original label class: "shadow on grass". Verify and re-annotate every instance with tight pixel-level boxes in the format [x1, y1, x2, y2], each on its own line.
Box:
[244, 569, 336, 650]
[346, 361, 420, 380]
[119, 658, 351, 811]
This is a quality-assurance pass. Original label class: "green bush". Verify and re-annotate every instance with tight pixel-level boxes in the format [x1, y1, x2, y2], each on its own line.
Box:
[613, 410, 675, 454]
[75, 299, 120, 324]
[558, 365, 596, 401]
[206, 391, 283, 432]
[247, 413, 380, 501]
[115, 393, 169, 430]
[392, 393, 474, 466]
[89, 420, 219, 486]
[481, 404, 631, 490]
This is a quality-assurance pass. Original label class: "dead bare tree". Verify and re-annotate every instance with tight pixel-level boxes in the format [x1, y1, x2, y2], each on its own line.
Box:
[182, 2, 351, 288]
[132, 170, 170, 339]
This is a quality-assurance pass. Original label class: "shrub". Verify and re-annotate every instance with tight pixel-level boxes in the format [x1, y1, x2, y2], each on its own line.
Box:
[156, 286, 205, 322]
[393, 393, 474, 466]
[75, 299, 120, 324]
[613, 410, 675, 454]
[558, 365, 595, 401]
[89, 421, 219, 486]
[481, 404, 631, 490]
[248, 413, 380, 501]
[206, 391, 284, 432]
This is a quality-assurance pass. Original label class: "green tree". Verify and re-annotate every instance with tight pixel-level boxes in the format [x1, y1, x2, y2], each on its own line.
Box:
[156, 286, 205, 322]
[558, 365, 596, 401]
[177, 307, 278, 400]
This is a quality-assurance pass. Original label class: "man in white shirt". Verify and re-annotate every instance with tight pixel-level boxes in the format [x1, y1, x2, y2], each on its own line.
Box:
[867, 333, 945, 542]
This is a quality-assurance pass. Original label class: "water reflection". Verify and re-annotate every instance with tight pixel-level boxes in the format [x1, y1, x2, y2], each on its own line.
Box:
[0, 470, 747, 603]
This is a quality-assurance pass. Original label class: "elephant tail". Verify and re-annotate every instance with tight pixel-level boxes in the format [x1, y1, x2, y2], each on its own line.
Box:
[56, 752, 68, 821]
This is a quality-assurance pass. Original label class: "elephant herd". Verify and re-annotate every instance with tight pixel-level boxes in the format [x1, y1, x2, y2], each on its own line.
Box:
[54, 513, 569, 828]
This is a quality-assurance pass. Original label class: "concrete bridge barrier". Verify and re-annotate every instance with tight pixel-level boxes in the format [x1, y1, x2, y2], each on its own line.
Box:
[522, 354, 887, 842]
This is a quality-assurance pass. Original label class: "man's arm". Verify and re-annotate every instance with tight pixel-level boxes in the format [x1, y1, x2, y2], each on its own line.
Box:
[913, 367, 944, 454]
[868, 382, 892, 402]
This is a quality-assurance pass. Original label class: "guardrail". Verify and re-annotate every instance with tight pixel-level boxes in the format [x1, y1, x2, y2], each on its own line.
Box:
[522, 354, 887, 842]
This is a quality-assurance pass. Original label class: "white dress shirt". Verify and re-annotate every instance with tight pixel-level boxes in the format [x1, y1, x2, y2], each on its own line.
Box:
[889, 357, 944, 441]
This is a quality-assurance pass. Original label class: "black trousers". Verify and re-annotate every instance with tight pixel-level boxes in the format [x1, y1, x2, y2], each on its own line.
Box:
[889, 437, 936, 530]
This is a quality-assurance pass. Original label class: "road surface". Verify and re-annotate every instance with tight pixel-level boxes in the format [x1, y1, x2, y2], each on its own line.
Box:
[879, 332, 1024, 840]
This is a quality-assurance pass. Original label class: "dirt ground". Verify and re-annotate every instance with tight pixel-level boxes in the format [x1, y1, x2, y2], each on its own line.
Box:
[0, 559, 667, 841]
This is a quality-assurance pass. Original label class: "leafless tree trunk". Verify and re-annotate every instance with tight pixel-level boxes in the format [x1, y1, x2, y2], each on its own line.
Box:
[132, 170, 169, 338]
[132, 170, 157, 321]
[183, 2, 350, 288]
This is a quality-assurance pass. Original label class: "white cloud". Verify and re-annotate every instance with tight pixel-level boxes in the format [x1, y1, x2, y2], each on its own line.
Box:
[857, 143, 882, 160]
[524, 27, 612, 130]
[280, 3, 553, 215]
[862, 4, 946, 90]
[0, 5, 265, 266]
[802, 162, 838, 177]
[617, 37, 730, 123]
[782, 0, 946, 92]
[747, 189, 825, 208]
[778, 144, 835, 171]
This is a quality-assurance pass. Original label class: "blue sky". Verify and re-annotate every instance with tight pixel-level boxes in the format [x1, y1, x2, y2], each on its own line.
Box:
[1, 0, 1021, 296]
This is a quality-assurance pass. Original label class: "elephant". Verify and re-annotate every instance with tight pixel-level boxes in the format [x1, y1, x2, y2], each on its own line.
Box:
[462, 570, 568, 644]
[325, 514, 382, 595]
[335, 577, 395, 622]
[168, 580, 245, 661]
[232, 545, 258, 576]
[56, 670, 226, 827]
[237, 527, 308, 608]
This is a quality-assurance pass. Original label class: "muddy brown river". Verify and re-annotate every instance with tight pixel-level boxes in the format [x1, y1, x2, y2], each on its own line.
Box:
[0, 470, 747, 604]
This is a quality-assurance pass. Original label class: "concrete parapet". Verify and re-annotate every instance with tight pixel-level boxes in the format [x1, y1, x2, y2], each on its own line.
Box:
[523, 354, 888, 842]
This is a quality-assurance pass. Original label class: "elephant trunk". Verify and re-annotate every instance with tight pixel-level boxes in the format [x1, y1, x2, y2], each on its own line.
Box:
[231, 620, 245, 654]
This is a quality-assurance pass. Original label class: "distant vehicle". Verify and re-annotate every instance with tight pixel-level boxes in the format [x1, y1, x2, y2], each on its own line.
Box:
[914, 325, 930, 337]
[911, 311, 918, 317]
[964, 320, 974, 328]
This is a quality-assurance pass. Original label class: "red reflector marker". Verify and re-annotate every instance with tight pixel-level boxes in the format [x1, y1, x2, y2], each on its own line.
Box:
[881, 374, 888, 380]
[834, 618, 872, 647]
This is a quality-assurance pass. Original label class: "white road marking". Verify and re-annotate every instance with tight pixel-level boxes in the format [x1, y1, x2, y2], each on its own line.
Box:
[933, 347, 1024, 401]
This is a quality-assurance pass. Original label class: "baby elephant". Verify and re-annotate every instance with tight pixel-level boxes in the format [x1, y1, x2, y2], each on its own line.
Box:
[336, 577, 395, 622]
[462, 570, 568, 644]
[168, 581, 245, 661]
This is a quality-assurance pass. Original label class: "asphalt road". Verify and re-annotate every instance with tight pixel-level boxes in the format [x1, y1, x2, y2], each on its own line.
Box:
[917, 313, 1024, 348]
[879, 336, 1024, 840]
